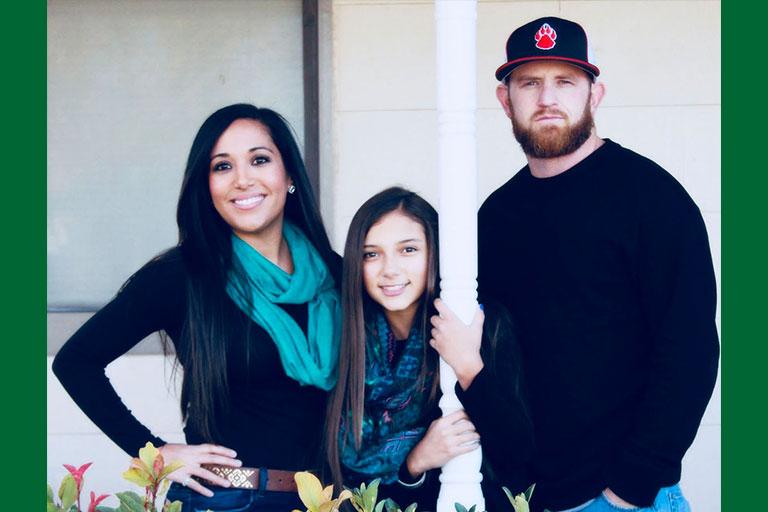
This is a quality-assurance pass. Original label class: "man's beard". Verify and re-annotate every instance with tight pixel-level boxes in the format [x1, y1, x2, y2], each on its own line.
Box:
[511, 99, 593, 159]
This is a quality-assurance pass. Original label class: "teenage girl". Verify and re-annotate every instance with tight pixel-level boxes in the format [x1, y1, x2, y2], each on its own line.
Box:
[325, 187, 534, 510]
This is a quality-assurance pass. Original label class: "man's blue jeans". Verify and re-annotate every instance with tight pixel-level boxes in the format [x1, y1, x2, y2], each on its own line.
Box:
[552, 484, 691, 512]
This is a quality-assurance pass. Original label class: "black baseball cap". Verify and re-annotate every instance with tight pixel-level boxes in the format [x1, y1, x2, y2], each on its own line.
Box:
[495, 16, 600, 82]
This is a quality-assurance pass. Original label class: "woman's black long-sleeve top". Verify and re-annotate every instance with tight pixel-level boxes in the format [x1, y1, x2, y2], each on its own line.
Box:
[53, 247, 341, 471]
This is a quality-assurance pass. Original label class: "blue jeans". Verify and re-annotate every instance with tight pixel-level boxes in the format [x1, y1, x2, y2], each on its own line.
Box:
[165, 483, 304, 512]
[554, 484, 691, 512]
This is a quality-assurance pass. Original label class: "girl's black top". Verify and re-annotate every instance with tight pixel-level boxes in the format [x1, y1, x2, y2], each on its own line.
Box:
[53, 247, 337, 471]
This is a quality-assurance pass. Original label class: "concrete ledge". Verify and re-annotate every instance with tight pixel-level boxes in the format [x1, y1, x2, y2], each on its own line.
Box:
[47, 312, 165, 356]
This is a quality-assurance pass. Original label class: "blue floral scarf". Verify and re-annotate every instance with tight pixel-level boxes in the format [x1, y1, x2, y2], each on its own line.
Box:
[340, 312, 434, 484]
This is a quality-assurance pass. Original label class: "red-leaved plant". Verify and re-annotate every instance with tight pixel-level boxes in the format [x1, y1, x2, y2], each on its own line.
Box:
[47, 462, 110, 512]
[47, 442, 184, 512]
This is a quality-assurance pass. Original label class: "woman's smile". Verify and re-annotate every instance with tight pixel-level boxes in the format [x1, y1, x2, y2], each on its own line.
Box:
[232, 193, 266, 209]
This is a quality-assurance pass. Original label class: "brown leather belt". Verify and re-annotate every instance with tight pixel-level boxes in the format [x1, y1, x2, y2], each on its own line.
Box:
[202, 465, 300, 492]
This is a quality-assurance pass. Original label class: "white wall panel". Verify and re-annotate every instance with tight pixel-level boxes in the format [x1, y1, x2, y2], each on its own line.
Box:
[681, 424, 721, 512]
[333, 110, 439, 249]
[560, 1, 721, 107]
[596, 105, 721, 212]
[334, 3, 437, 112]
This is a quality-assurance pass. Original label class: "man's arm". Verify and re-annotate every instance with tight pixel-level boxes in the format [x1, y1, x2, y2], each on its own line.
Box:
[603, 170, 720, 506]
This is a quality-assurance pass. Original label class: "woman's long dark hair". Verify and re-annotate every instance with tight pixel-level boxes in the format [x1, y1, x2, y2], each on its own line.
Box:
[324, 187, 441, 489]
[172, 104, 337, 442]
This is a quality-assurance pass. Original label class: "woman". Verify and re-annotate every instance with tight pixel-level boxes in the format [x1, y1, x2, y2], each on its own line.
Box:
[53, 104, 341, 512]
[325, 187, 534, 510]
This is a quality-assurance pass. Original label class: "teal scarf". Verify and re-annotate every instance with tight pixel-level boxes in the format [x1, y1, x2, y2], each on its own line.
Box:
[225, 221, 341, 390]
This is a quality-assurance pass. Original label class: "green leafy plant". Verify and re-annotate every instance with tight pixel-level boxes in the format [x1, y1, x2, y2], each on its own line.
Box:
[116, 442, 185, 512]
[47, 442, 184, 512]
[292, 474, 418, 512]
[453, 482, 535, 512]
[292, 471, 533, 512]
[347, 478, 417, 512]
[348, 478, 381, 512]
[293, 471, 352, 512]
[502, 483, 535, 512]
[375, 498, 417, 512]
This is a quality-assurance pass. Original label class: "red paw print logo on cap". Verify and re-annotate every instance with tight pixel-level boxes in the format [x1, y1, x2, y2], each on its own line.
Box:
[535, 23, 557, 50]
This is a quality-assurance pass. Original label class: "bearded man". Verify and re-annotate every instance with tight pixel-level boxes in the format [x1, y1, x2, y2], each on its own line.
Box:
[475, 16, 720, 512]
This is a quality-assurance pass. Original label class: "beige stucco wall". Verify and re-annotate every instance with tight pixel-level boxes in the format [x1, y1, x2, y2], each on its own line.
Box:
[48, 1, 720, 509]
[328, 1, 720, 511]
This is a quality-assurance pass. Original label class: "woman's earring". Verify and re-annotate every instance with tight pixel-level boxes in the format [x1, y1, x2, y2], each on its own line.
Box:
[288, 184, 296, 195]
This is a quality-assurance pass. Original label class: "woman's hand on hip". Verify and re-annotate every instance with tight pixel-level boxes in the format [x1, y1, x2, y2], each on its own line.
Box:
[405, 410, 480, 478]
[158, 443, 242, 497]
[430, 298, 485, 390]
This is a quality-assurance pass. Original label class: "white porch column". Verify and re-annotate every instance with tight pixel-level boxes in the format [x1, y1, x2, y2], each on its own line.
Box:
[434, 2, 484, 512]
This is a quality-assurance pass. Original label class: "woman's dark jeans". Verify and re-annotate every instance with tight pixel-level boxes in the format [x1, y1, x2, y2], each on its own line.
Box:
[166, 483, 304, 512]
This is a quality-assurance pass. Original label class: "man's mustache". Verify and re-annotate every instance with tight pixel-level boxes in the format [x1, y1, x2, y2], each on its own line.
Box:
[533, 109, 568, 119]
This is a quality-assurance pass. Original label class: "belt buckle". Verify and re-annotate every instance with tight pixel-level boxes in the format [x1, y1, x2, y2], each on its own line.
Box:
[209, 466, 256, 489]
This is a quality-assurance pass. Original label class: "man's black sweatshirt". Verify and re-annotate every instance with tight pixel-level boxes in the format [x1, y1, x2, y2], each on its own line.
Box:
[477, 139, 719, 512]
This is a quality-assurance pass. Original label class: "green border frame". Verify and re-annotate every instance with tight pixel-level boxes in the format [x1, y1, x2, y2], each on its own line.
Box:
[6, 1, 45, 506]
[722, 1, 767, 511]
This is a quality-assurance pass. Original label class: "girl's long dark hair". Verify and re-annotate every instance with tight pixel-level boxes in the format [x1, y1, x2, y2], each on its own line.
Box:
[324, 187, 441, 489]
[172, 104, 337, 442]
